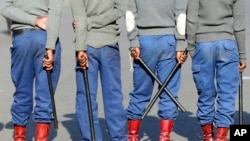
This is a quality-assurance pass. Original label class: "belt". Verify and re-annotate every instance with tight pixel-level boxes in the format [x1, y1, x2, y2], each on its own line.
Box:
[12, 28, 40, 37]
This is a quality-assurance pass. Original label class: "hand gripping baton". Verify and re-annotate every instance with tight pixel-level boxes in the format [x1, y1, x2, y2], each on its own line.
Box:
[44, 54, 58, 130]
[129, 48, 187, 120]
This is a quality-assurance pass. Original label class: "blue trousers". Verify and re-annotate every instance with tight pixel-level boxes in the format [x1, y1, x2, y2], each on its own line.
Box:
[192, 39, 239, 127]
[75, 45, 127, 141]
[10, 28, 61, 126]
[126, 35, 181, 120]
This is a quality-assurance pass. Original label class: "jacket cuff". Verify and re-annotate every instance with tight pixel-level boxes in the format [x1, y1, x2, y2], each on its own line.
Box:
[130, 39, 140, 48]
[176, 40, 187, 51]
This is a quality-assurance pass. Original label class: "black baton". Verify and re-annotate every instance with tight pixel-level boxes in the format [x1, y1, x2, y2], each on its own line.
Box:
[141, 55, 186, 119]
[44, 53, 58, 130]
[239, 72, 243, 125]
[83, 69, 96, 141]
[129, 48, 187, 120]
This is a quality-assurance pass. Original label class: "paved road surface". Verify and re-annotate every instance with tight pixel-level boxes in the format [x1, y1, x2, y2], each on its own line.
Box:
[0, 1, 249, 141]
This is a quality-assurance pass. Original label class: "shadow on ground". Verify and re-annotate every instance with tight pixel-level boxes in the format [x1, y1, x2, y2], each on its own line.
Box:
[2, 110, 249, 141]
[0, 122, 4, 131]
[5, 116, 57, 141]
[60, 111, 250, 141]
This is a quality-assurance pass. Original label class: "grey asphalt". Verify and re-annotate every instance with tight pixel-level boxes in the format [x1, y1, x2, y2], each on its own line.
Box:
[0, 1, 250, 141]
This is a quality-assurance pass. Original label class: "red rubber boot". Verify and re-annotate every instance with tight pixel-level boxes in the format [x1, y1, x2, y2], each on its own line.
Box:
[14, 125, 26, 141]
[35, 123, 50, 141]
[159, 120, 174, 141]
[128, 119, 141, 141]
[201, 124, 214, 141]
[215, 127, 229, 141]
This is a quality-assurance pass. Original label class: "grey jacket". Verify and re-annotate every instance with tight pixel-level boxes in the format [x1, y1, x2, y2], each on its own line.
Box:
[186, 0, 246, 63]
[126, 0, 188, 51]
[71, 0, 128, 51]
[0, 0, 64, 50]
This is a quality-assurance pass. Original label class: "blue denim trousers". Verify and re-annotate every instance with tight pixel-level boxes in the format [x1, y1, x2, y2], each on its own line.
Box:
[126, 35, 181, 120]
[75, 45, 127, 141]
[192, 39, 239, 127]
[10, 28, 61, 125]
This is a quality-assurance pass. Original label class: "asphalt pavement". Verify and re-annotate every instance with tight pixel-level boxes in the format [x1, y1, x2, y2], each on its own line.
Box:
[0, 1, 250, 141]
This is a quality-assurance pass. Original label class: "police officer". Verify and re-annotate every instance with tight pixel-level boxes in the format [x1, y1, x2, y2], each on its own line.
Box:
[0, 0, 63, 140]
[187, 0, 246, 140]
[71, 0, 128, 140]
[125, 0, 188, 140]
